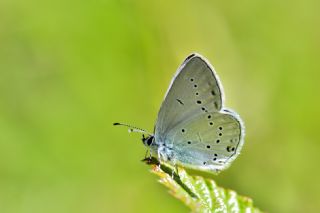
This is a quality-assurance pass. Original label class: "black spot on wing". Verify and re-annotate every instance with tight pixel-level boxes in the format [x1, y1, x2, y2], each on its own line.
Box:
[176, 99, 184, 105]
[201, 107, 208, 112]
[227, 146, 236, 152]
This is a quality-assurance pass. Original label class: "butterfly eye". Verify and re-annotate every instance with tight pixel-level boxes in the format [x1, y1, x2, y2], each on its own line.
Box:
[143, 136, 154, 146]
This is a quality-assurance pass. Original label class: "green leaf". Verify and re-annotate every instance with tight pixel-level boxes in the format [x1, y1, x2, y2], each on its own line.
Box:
[143, 157, 263, 213]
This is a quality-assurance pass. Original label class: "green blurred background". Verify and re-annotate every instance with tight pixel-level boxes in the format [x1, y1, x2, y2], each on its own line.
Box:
[1, 0, 319, 212]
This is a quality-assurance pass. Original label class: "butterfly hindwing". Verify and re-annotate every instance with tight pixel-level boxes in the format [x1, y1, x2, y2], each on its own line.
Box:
[167, 110, 244, 172]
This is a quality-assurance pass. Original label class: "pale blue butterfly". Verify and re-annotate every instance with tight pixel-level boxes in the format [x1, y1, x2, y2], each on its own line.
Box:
[114, 53, 245, 173]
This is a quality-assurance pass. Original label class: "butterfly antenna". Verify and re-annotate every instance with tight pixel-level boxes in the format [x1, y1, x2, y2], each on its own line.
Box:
[113, 122, 153, 135]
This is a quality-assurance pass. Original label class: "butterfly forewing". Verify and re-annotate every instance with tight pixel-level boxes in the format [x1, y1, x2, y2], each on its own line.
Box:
[155, 54, 223, 140]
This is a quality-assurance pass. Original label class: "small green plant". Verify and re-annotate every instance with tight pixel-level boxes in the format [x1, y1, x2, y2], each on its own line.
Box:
[144, 157, 262, 213]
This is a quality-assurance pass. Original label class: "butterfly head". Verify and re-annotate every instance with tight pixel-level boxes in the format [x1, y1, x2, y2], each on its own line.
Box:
[113, 122, 155, 147]
[142, 135, 154, 147]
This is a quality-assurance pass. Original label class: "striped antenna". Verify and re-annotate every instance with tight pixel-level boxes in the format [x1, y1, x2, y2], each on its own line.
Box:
[113, 122, 153, 135]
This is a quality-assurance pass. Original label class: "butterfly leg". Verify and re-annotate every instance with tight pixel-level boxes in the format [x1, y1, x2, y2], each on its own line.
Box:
[175, 165, 179, 177]
[157, 149, 162, 169]
[144, 149, 149, 159]
[170, 159, 178, 179]
[170, 164, 175, 179]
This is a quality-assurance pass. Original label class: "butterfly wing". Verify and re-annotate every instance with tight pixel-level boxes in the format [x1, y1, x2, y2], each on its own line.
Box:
[154, 53, 244, 172]
[155, 53, 224, 138]
[167, 109, 244, 172]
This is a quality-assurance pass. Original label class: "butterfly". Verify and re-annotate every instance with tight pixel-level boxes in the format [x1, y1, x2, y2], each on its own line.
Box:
[114, 53, 245, 173]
